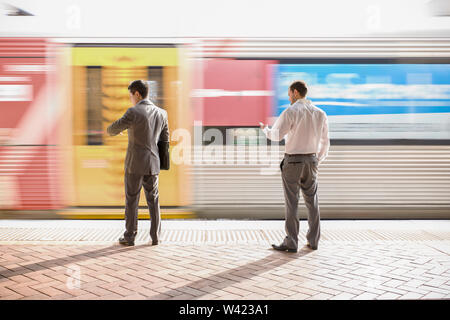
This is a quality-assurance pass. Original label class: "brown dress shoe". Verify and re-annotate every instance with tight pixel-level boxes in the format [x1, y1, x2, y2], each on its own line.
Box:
[119, 237, 134, 246]
[306, 242, 318, 250]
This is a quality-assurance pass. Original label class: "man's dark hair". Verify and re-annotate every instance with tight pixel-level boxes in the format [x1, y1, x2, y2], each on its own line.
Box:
[128, 80, 149, 99]
[289, 80, 307, 98]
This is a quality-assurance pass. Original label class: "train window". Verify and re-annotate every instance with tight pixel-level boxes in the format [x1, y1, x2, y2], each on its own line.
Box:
[147, 66, 164, 108]
[86, 66, 103, 145]
[78, 65, 165, 146]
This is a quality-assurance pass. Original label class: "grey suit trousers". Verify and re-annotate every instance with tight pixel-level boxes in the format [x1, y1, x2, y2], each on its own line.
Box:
[124, 173, 161, 242]
[280, 154, 321, 250]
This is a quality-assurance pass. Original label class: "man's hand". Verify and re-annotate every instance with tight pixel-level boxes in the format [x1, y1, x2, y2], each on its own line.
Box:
[105, 130, 123, 136]
[259, 122, 266, 130]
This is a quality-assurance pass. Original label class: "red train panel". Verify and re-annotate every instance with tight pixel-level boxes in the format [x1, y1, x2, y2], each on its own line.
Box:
[194, 59, 275, 126]
[0, 38, 64, 210]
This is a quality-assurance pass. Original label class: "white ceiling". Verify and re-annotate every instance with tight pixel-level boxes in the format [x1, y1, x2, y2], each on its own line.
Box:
[0, 0, 449, 39]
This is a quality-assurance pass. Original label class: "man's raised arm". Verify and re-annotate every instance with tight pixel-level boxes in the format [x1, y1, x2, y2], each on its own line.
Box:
[262, 109, 291, 141]
[107, 108, 134, 136]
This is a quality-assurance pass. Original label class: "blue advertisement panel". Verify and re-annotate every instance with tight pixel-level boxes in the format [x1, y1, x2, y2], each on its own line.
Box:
[273, 64, 450, 140]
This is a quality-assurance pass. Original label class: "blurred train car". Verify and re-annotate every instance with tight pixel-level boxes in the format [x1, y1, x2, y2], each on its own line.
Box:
[70, 44, 191, 218]
[1, 37, 450, 219]
[0, 39, 192, 218]
[191, 38, 450, 219]
[0, 38, 69, 211]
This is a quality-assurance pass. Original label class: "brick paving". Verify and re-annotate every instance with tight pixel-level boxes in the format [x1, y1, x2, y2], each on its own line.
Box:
[0, 220, 449, 300]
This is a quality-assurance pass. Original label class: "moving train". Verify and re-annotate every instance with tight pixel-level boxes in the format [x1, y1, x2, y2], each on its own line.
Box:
[0, 37, 449, 219]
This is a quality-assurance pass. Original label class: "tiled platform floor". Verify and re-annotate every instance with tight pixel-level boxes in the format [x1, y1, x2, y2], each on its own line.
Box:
[0, 220, 449, 300]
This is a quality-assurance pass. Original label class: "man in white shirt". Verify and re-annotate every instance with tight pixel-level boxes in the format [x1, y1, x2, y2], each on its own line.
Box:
[261, 80, 329, 252]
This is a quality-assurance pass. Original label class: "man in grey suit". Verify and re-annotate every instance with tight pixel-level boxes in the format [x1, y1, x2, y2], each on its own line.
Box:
[107, 80, 169, 246]
[260, 80, 329, 252]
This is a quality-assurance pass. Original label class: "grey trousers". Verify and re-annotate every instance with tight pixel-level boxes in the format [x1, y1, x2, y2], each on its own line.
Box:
[280, 154, 321, 249]
[124, 173, 161, 242]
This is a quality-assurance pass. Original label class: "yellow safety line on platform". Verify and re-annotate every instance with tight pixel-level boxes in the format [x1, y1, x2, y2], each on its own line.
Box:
[55, 211, 196, 220]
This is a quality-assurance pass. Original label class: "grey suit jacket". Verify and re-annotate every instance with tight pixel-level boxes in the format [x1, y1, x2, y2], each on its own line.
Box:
[107, 99, 169, 175]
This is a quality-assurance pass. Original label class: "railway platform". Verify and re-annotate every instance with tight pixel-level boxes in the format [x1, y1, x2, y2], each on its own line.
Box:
[0, 219, 449, 300]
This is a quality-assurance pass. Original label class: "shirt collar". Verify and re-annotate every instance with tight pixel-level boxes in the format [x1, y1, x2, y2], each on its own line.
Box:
[136, 98, 151, 106]
[293, 98, 308, 106]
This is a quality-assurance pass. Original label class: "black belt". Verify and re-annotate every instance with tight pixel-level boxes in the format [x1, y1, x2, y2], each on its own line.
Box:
[285, 153, 316, 157]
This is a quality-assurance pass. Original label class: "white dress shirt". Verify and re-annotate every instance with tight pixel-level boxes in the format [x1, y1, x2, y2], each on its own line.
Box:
[263, 98, 330, 163]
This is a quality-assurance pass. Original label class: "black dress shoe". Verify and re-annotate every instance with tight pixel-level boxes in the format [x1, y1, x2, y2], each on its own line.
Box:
[272, 244, 297, 253]
[119, 237, 134, 246]
[151, 240, 158, 246]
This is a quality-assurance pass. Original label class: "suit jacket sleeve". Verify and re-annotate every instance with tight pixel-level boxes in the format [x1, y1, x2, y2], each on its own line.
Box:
[107, 108, 134, 136]
[159, 113, 169, 143]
